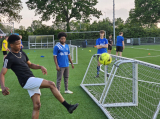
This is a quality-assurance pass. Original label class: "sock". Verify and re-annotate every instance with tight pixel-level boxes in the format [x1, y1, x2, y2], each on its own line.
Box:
[62, 100, 70, 110]
[97, 66, 100, 75]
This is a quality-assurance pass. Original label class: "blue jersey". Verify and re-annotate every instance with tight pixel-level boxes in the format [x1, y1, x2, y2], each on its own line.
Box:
[53, 43, 70, 67]
[116, 36, 124, 46]
[96, 38, 108, 54]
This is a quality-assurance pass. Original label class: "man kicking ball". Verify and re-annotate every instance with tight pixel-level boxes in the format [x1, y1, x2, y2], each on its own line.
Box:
[0, 35, 78, 119]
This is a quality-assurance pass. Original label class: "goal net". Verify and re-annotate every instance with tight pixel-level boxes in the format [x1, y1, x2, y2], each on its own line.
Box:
[28, 35, 54, 49]
[81, 55, 160, 119]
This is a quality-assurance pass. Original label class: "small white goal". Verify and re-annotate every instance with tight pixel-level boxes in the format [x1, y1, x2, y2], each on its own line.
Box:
[81, 54, 160, 119]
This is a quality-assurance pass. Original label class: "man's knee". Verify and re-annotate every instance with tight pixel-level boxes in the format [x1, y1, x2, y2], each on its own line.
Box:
[48, 81, 56, 88]
[33, 102, 41, 110]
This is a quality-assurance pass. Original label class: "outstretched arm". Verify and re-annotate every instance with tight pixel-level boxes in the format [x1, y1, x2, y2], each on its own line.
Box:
[0, 67, 10, 96]
[27, 61, 47, 75]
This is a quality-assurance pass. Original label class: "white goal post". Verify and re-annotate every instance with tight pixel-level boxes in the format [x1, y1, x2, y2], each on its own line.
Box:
[28, 35, 54, 49]
[81, 54, 160, 119]
[69, 44, 78, 64]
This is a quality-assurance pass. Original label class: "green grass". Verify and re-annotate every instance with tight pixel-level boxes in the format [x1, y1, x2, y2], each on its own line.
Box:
[0, 45, 160, 119]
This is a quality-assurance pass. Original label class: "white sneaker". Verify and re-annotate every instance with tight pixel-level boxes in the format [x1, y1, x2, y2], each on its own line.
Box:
[65, 90, 73, 94]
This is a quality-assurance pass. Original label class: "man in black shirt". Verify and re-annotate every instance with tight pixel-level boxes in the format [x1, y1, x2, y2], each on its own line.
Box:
[0, 35, 78, 119]
[108, 34, 113, 54]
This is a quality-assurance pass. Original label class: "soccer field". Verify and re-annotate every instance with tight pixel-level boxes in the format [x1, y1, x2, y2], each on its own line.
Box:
[0, 45, 160, 119]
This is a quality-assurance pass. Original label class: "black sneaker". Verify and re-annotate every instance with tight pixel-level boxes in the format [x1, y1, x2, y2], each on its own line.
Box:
[107, 74, 109, 77]
[95, 75, 99, 78]
[68, 103, 79, 114]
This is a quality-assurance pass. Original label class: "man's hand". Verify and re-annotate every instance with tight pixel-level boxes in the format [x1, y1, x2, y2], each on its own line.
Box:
[2, 87, 10, 96]
[7, 49, 10, 52]
[123, 46, 125, 49]
[40, 66, 47, 75]
[71, 64, 74, 69]
[56, 66, 60, 71]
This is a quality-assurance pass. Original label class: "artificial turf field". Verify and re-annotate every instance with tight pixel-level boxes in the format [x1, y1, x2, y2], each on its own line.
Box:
[0, 44, 160, 119]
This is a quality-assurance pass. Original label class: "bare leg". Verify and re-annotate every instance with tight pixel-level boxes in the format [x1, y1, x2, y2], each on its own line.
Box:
[31, 94, 41, 119]
[116, 52, 118, 56]
[40, 80, 64, 103]
[39, 80, 78, 114]
[120, 52, 122, 56]
[108, 50, 111, 54]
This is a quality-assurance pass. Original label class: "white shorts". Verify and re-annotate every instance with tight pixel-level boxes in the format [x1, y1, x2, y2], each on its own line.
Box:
[23, 77, 44, 98]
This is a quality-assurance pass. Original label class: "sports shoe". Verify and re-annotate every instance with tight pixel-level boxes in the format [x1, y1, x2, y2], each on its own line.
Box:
[107, 74, 109, 77]
[65, 90, 73, 94]
[95, 74, 99, 78]
[68, 103, 79, 114]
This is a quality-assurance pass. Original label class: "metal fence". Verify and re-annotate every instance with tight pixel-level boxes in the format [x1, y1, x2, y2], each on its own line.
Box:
[0, 37, 160, 50]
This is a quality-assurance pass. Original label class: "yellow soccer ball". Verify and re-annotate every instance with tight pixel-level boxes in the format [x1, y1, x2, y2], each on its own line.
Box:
[99, 53, 112, 65]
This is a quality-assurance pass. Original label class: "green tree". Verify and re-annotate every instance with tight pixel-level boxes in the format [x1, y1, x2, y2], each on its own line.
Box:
[115, 18, 124, 26]
[129, 0, 160, 27]
[19, 25, 26, 31]
[26, 0, 102, 32]
[0, 0, 22, 22]
[31, 20, 43, 31]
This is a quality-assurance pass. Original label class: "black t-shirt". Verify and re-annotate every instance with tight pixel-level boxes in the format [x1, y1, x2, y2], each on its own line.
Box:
[108, 38, 113, 46]
[3, 51, 34, 87]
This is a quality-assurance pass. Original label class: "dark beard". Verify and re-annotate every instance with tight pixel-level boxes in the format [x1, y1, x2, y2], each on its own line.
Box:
[60, 41, 65, 45]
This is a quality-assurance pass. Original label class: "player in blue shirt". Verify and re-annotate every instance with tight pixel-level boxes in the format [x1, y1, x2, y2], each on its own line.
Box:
[95, 30, 108, 78]
[116, 32, 125, 56]
[53, 32, 74, 94]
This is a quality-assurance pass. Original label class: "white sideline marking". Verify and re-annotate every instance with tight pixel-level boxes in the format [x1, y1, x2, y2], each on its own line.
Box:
[127, 47, 160, 52]
[134, 55, 160, 59]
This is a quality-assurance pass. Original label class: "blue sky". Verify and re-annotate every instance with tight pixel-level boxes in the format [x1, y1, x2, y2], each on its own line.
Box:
[14, 0, 135, 29]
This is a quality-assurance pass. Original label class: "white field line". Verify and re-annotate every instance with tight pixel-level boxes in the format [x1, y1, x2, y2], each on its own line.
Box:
[134, 55, 160, 59]
[127, 47, 160, 52]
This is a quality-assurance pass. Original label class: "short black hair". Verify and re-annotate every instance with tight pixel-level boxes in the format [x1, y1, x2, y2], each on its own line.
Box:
[119, 32, 123, 35]
[8, 35, 20, 44]
[58, 32, 67, 39]
[109, 34, 112, 36]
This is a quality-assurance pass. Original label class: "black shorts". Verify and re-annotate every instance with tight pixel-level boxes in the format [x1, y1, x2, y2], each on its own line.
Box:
[116, 46, 123, 52]
[3, 51, 7, 55]
[108, 45, 112, 50]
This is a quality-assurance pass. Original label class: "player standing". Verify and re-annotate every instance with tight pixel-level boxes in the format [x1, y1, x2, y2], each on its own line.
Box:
[1, 36, 10, 61]
[53, 32, 74, 94]
[108, 34, 113, 54]
[116, 32, 125, 56]
[0, 35, 78, 119]
[95, 30, 108, 78]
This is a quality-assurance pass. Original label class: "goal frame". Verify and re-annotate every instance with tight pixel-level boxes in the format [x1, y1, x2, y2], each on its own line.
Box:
[80, 54, 160, 119]
[28, 35, 54, 49]
[69, 44, 78, 64]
